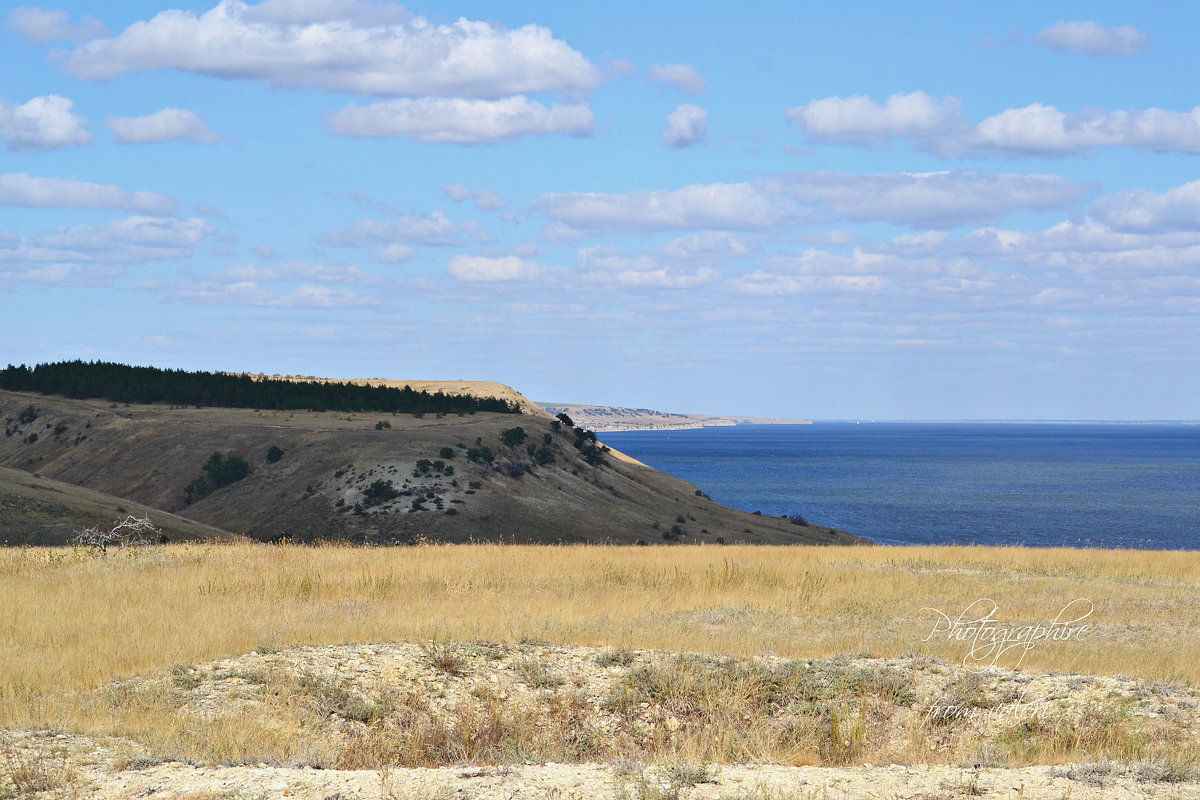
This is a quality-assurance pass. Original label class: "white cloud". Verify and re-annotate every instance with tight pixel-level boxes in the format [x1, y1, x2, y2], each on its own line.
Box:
[607, 58, 636, 78]
[0, 95, 91, 151]
[796, 230, 857, 247]
[176, 280, 378, 308]
[1035, 20, 1149, 56]
[611, 267, 716, 288]
[954, 219, 1200, 286]
[789, 92, 1200, 156]
[64, 1, 603, 98]
[0, 263, 122, 288]
[1091, 181, 1200, 233]
[0, 217, 213, 264]
[108, 108, 223, 144]
[378, 243, 418, 263]
[648, 63, 707, 94]
[5, 7, 106, 43]
[322, 212, 464, 247]
[662, 104, 707, 148]
[538, 171, 1084, 236]
[24, 217, 213, 262]
[194, 201, 225, 217]
[0, 173, 177, 214]
[732, 246, 995, 299]
[270, 284, 378, 307]
[655, 232, 752, 265]
[866, 231, 950, 257]
[326, 96, 593, 143]
[474, 189, 507, 211]
[973, 104, 1200, 155]
[207, 261, 381, 284]
[444, 183, 472, 202]
[736, 271, 887, 296]
[245, 0, 412, 25]
[535, 183, 787, 232]
[445, 183, 507, 210]
[787, 91, 963, 147]
[448, 254, 538, 281]
[767, 170, 1087, 229]
[575, 244, 717, 289]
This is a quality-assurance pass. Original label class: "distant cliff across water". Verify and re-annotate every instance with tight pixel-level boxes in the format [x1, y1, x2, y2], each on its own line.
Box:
[539, 403, 811, 433]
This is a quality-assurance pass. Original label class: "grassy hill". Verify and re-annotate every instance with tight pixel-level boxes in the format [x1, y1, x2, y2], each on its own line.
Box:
[0, 466, 240, 546]
[0, 388, 860, 546]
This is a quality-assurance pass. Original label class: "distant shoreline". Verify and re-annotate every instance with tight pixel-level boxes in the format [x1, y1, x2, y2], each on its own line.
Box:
[538, 403, 811, 433]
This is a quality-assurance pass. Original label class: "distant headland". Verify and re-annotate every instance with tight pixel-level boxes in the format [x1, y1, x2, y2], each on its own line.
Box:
[539, 403, 811, 433]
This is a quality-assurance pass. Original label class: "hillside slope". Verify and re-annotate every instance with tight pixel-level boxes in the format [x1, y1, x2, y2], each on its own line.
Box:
[0, 389, 861, 546]
[0, 466, 239, 546]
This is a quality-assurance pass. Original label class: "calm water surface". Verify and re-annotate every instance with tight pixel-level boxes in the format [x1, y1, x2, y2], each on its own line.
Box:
[599, 423, 1200, 549]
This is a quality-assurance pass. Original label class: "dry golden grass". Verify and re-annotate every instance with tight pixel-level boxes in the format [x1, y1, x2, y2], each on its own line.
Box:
[2, 540, 1199, 769]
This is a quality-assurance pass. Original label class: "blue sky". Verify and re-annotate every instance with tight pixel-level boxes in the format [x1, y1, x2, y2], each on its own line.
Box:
[2, 1, 1198, 420]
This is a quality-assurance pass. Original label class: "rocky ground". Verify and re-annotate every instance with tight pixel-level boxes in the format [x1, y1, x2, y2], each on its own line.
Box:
[4, 641, 1200, 799]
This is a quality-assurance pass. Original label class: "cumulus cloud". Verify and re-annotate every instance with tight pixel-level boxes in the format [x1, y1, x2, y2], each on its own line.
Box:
[327, 96, 593, 143]
[787, 91, 963, 147]
[108, 108, 223, 143]
[377, 243, 418, 262]
[648, 63, 707, 94]
[63, 1, 603, 98]
[954, 219, 1195, 260]
[534, 183, 788, 232]
[865, 231, 950, 257]
[538, 171, 1085, 235]
[575, 244, 717, 288]
[733, 246, 998, 299]
[26, 217, 213, 261]
[322, 212, 464, 247]
[0, 217, 212, 264]
[444, 183, 472, 202]
[972, 104, 1200, 155]
[474, 189, 507, 211]
[662, 104, 707, 148]
[654, 232, 752, 265]
[766, 170, 1087, 229]
[789, 91, 1200, 156]
[448, 254, 538, 281]
[0, 173, 177, 214]
[5, 6, 106, 43]
[1035, 20, 1149, 56]
[1088, 181, 1200, 234]
[444, 184, 507, 211]
[0, 95, 91, 151]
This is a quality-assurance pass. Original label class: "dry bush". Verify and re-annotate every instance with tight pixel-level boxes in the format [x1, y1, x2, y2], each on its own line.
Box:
[72, 515, 158, 555]
[0, 734, 77, 799]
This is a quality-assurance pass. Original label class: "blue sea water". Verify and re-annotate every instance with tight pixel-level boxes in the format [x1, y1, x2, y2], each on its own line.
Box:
[599, 423, 1200, 550]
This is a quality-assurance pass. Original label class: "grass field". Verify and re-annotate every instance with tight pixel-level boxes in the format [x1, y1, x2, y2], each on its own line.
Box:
[2, 541, 1199, 771]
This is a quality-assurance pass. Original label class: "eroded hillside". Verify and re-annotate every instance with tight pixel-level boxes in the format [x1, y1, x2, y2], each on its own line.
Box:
[0, 389, 859, 546]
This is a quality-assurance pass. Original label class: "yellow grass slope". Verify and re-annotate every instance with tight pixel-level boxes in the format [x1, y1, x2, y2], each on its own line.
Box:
[3, 541, 1198, 723]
